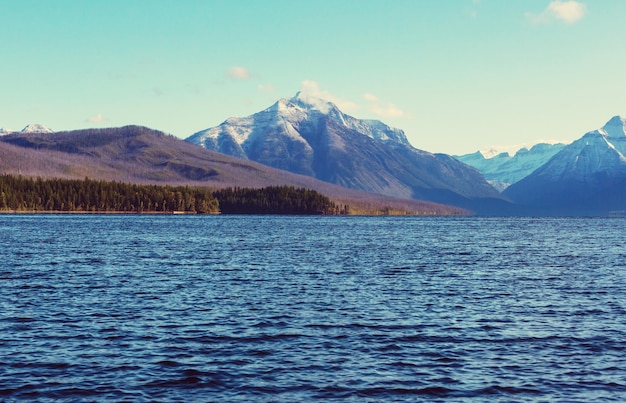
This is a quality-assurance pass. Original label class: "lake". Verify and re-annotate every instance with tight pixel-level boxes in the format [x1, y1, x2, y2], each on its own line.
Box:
[1, 215, 625, 402]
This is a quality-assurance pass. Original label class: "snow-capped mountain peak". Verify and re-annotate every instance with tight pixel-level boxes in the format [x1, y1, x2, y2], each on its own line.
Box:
[598, 115, 626, 139]
[186, 92, 504, 212]
[290, 90, 335, 114]
[503, 115, 626, 215]
[188, 92, 410, 152]
[265, 97, 309, 123]
[455, 142, 567, 190]
[480, 148, 510, 159]
[1, 124, 54, 135]
[21, 124, 54, 133]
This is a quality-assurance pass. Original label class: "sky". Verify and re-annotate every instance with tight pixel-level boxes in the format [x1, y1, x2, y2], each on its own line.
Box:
[1, 0, 625, 155]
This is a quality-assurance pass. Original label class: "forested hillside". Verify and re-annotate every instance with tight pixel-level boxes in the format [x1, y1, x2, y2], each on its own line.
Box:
[0, 175, 341, 215]
[214, 186, 344, 215]
[0, 175, 219, 213]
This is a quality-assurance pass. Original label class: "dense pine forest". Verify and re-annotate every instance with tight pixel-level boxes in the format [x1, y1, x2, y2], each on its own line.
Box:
[0, 175, 342, 215]
[0, 175, 219, 213]
[214, 186, 345, 215]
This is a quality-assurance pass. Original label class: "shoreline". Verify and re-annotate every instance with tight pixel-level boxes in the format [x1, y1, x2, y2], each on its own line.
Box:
[0, 210, 460, 217]
[0, 210, 203, 215]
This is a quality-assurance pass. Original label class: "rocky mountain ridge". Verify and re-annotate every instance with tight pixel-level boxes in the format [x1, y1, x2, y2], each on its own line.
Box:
[455, 143, 566, 191]
[187, 93, 508, 214]
[503, 116, 626, 215]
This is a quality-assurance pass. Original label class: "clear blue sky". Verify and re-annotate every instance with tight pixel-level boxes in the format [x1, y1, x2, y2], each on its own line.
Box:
[1, 0, 625, 154]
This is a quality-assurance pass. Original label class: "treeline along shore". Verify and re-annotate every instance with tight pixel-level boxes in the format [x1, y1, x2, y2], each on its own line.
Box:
[0, 175, 344, 215]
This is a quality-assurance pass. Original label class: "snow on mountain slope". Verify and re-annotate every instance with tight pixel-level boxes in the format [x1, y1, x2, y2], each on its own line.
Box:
[503, 116, 626, 215]
[455, 143, 566, 190]
[1, 124, 54, 135]
[188, 92, 409, 153]
[21, 124, 54, 133]
[187, 92, 508, 213]
[186, 93, 414, 177]
[291, 92, 410, 145]
[599, 115, 626, 139]
[524, 116, 626, 180]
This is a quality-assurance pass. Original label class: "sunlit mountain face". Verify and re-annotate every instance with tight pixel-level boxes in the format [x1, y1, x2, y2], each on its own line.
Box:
[187, 93, 508, 214]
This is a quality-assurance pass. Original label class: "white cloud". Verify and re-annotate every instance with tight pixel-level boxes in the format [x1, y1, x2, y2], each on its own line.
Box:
[226, 66, 251, 80]
[549, 0, 586, 22]
[363, 92, 405, 118]
[298, 80, 359, 112]
[527, 1, 587, 24]
[296, 82, 404, 119]
[363, 93, 379, 102]
[86, 113, 108, 123]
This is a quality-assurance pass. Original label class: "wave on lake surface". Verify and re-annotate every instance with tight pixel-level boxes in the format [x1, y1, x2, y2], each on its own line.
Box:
[1, 215, 625, 401]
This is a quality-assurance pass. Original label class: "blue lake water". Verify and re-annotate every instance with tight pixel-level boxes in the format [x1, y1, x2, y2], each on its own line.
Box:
[1, 215, 625, 402]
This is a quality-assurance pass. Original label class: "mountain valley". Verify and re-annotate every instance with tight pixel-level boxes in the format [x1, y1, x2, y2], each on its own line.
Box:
[455, 143, 566, 191]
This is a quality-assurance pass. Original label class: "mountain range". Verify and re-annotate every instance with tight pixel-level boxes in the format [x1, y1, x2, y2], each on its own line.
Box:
[0, 125, 464, 215]
[503, 116, 626, 215]
[455, 143, 566, 191]
[2, 99, 625, 215]
[1, 124, 54, 135]
[187, 93, 508, 214]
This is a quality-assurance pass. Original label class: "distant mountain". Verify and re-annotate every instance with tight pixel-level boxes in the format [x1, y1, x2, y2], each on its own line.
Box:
[21, 124, 54, 133]
[0, 125, 465, 215]
[187, 93, 508, 214]
[0, 124, 54, 135]
[503, 116, 626, 215]
[455, 143, 566, 191]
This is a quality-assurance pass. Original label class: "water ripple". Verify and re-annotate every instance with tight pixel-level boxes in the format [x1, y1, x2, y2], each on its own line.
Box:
[1, 215, 625, 401]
